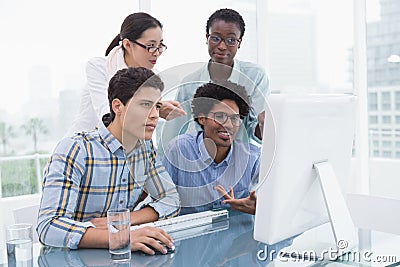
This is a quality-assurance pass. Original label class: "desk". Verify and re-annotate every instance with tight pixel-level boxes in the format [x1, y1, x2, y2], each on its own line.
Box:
[1, 212, 400, 266]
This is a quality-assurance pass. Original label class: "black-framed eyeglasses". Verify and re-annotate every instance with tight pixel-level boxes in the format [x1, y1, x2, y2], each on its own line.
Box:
[207, 34, 241, 47]
[208, 112, 242, 126]
[131, 40, 167, 53]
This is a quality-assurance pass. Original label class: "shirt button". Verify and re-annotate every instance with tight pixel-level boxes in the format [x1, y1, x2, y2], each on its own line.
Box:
[119, 200, 123, 204]
[122, 178, 127, 182]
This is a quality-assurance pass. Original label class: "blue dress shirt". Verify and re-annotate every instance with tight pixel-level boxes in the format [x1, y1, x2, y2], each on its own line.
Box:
[162, 132, 260, 215]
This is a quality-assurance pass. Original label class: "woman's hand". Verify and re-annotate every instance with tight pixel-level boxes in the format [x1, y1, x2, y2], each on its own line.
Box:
[159, 100, 186, 120]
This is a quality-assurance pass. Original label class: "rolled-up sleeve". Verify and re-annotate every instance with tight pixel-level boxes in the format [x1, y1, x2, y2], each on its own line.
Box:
[142, 141, 180, 218]
[37, 138, 93, 249]
[251, 68, 270, 115]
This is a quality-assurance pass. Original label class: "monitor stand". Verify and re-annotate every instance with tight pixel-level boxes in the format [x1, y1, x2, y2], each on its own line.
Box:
[278, 160, 358, 261]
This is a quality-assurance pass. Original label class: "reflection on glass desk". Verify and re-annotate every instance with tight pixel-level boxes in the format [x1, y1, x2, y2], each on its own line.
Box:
[2, 212, 400, 267]
[36, 213, 291, 267]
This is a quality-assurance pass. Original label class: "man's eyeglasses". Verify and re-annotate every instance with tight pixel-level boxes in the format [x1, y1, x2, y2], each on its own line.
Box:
[131, 40, 167, 53]
[208, 112, 242, 126]
[207, 34, 241, 47]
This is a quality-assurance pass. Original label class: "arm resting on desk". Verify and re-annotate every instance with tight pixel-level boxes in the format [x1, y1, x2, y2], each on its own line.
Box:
[89, 206, 159, 229]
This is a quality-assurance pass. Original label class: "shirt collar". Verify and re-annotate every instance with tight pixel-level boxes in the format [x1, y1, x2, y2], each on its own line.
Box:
[199, 59, 241, 83]
[97, 122, 122, 154]
[196, 131, 233, 165]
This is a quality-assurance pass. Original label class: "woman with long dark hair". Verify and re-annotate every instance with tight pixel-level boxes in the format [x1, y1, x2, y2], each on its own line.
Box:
[71, 12, 184, 133]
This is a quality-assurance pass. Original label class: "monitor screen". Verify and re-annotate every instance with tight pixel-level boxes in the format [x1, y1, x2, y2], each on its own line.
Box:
[253, 93, 356, 245]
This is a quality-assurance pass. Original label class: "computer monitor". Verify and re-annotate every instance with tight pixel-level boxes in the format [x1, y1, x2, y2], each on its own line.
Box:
[253, 93, 357, 252]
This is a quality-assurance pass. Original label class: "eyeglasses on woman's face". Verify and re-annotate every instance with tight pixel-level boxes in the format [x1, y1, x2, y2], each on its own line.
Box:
[131, 40, 167, 53]
[207, 34, 241, 47]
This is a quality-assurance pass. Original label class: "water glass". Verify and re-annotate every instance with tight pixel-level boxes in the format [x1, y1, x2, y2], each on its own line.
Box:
[107, 209, 131, 262]
[6, 223, 33, 267]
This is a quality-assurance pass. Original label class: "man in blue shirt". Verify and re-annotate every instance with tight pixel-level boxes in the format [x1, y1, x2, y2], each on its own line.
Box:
[37, 67, 179, 255]
[158, 8, 269, 156]
[162, 81, 260, 215]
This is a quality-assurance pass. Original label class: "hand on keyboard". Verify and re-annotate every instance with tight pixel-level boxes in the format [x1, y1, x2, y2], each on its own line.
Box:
[130, 226, 174, 255]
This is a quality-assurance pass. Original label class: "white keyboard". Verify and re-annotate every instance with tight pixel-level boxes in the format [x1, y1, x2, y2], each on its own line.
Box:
[170, 219, 229, 241]
[130, 209, 229, 234]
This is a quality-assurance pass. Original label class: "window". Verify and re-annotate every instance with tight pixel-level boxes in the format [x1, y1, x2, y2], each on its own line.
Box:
[382, 151, 392, 158]
[382, 115, 392, 124]
[0, 0, 139, 197]
[369, 115, 378, 124]
[369, 92, 378, 110]
[370, 128, 379, 137]
[396, 91, 400, 109]
[382, 140, 392, 147]
[367, 0, 400, 205]
[252, 0, 353, 94]
[381, 92, 392, 110]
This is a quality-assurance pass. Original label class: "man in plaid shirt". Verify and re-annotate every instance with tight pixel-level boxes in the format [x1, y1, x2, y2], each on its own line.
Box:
[37, 67, 179, 255]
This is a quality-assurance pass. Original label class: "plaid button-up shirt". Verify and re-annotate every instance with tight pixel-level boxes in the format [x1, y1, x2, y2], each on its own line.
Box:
[37, 123, 180, 249]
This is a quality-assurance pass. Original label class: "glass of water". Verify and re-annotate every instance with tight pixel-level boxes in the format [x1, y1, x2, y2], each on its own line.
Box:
[6, 223, 33, 267]
[107, 209, 131, 262]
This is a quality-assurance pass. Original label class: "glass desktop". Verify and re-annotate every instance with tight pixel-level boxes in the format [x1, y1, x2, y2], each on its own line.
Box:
[1, 212, 399, 267]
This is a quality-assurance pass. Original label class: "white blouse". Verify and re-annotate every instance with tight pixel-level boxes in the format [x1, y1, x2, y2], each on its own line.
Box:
[69, 46, 127, 134]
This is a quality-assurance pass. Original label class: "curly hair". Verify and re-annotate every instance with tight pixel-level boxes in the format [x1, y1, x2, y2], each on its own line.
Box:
[191, 81, 250, 129]
[206, 8, 245, 39]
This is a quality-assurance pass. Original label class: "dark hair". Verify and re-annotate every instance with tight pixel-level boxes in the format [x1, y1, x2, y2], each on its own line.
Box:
[206, 8, 245, 39]
[191, 81, 250, 129]
[105, 67, 164, 124]
[105, 12, 163, 56]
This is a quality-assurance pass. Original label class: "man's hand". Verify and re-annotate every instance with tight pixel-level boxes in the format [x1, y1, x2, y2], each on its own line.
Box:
[79, 224, 174, 255]
[159, 100, 186, 120]
[215, 185, 257, 215]
[130, 226, 174, 255]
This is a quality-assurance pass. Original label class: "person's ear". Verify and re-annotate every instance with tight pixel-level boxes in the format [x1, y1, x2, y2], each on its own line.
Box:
[238, 39, 242, 49]
[198, 113, 206, 126]
[122, 38, 131, 50]
[111, 99, 124, 116]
